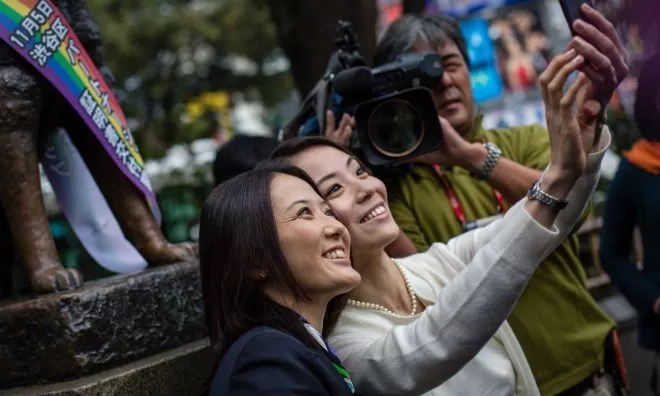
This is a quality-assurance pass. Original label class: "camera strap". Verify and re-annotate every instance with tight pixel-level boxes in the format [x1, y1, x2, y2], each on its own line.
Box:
[432, 164, 507, 233]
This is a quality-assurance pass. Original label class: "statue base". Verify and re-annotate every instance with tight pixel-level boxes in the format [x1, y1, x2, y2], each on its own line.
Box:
[0, 261, 206, 389]
[2, 339, 212, 396]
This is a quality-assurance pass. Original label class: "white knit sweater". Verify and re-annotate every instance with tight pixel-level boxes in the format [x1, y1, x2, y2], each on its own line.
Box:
[328, 129, 611, 396]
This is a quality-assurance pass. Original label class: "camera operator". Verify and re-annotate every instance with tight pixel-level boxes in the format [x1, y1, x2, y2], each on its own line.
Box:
[325, 6, 628, 396]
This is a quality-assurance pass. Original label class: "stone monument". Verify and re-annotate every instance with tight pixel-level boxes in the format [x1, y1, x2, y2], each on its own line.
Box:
[0, 1, 210, 393]
[0, 0, 197, 295]
[0, 261, 210, 394]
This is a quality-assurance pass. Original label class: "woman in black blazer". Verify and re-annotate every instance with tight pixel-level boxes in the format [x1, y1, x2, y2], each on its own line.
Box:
[199, 164, 360, 395]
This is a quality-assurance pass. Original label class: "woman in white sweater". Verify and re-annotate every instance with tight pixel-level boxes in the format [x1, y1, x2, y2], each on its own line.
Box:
[270, 49, 610, 395]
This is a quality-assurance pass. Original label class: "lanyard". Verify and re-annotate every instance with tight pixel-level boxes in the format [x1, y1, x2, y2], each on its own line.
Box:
[432, 164, 507, 232]
[302, 321, 356, 394]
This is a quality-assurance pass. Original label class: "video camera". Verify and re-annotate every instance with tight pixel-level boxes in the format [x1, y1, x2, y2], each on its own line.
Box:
[281, 21, 445, 166]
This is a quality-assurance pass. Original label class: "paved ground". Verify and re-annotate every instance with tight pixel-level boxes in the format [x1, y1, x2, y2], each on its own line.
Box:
[620, 329, 655, 396]
[600, 293, 656, 396]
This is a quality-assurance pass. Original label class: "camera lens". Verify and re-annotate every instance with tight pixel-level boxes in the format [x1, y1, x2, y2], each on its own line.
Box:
[368, 99, 424, 157]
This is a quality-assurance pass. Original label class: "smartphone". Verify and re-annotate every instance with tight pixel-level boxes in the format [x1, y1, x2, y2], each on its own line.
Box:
[559, 0, 594, 35]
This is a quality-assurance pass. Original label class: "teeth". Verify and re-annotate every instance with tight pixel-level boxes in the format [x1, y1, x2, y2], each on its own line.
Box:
[360, 205, 386, 223]
[323, 248, 346, 259]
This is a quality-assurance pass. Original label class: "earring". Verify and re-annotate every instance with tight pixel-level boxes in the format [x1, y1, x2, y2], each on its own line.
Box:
[258, 271, 267, 280]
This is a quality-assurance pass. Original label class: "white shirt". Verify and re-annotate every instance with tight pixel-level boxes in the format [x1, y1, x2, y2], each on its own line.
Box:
[328, 129, 611, 396]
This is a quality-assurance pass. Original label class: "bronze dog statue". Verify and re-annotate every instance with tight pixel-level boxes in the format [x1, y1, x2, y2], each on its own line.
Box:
[0, 0, 196, 294]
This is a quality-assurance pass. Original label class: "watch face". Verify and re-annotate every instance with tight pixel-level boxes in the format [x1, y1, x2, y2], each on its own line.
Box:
[527, 180, 540, 200]
[527, 179, 568, 209]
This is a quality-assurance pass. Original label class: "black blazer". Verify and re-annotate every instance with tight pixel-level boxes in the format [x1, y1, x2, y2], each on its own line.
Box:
[210, 326, 357, 396]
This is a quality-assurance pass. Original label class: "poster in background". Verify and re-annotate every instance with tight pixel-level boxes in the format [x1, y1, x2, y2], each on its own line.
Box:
[485, 4, 550, 95]
[425, 0, 531, 18]
[460, 18, 504, 103]
[481, 99, 546, 129]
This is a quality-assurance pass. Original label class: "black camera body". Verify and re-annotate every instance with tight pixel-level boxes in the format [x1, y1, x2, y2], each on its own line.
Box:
[333, 52, 444, 166]
[282, 21, 444, 167]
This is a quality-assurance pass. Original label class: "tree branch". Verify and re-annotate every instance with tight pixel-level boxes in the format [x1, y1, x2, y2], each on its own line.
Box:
[266, 0, 377, 97]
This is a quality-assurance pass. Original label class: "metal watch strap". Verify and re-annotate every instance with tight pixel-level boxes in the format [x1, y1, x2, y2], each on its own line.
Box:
[527, 179, 569, 210]
[471, 142, 502, 180]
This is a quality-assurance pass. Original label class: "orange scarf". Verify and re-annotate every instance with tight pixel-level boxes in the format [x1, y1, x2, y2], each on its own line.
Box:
[624, 139, 660, 175]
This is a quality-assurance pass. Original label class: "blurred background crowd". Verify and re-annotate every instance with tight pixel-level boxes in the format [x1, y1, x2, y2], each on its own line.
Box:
[34, 0, 653, 286]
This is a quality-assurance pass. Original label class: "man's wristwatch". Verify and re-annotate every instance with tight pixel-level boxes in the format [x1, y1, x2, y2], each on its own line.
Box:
[470, 142, 501, 180]
[527, 179, 568, 210]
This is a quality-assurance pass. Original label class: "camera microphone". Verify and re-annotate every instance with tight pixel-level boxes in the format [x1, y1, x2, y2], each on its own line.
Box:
[333, 67, 373, 97]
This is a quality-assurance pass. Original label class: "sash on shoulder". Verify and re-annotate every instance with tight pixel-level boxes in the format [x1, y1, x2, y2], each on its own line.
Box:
[43, 131, 148, 273]
[0, 0, 160, 220]
[0, 0, 160, 273]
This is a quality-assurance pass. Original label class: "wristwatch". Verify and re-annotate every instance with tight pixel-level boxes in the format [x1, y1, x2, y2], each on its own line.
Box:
[470, 142, 501, 180]
[527, 180, 568, 210]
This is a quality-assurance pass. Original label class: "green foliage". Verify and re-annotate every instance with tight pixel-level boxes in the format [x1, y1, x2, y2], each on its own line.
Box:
[159, 183, 210, 243]
[87, 0, 293, 158]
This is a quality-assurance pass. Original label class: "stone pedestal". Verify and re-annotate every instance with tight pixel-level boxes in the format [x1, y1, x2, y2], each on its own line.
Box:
[0, 261, 206, 389]
[2, 339, 212, 396]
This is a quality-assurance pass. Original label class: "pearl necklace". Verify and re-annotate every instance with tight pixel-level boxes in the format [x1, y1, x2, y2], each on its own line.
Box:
[347, 259, 419, 317]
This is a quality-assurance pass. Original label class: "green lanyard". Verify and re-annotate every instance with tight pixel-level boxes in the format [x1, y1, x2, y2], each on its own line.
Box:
[302, 320, 356, 394]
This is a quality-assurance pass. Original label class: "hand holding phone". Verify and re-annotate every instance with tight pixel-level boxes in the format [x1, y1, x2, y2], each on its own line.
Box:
[559, 0, 594, 36]
[556, 0, 628, 115]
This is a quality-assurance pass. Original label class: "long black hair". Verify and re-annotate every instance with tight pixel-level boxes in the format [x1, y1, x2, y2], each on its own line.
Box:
[199, 163, 348, 373]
